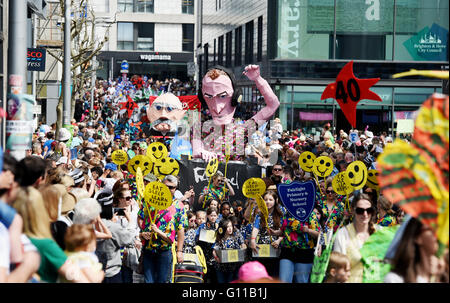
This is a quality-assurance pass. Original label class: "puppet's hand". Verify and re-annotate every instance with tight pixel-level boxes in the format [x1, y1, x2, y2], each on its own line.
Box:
[243, 65, 260, 81]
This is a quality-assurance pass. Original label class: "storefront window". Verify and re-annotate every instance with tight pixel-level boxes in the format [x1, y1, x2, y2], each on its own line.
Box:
[394, 0, 448, 61]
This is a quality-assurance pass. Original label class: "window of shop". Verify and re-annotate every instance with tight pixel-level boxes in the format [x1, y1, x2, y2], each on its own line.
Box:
[182, 0, 194, 15]
[333, 34, 386, 60]
[182, 24, 194, 52]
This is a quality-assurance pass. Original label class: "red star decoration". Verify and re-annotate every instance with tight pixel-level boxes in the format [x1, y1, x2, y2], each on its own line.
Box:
[120, 96, 139, 118]
[321, 61, 382, 128]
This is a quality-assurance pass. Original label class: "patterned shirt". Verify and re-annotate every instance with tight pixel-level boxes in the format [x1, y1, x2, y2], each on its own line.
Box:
[253, 206, 287, 244]
[138, 198, 188, 253]
[196, 221, 218, 266]
[201, 184, 229, 205]
[280, 211, 321, 250]
[317, 195, 346, 233]
[377, 214, 397, 227]
[183, 227, 198, 254]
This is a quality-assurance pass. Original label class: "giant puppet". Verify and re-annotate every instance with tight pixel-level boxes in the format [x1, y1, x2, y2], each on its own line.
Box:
[194, 64, 280, 162]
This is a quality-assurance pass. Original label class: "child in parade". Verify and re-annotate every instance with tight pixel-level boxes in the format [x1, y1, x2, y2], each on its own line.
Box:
[196, 206, 219, 283]
[212, 219, 247, 283]
[324, 251, 351, 283]
[249, 190, 285, 277]
[60, 224, 104, 283]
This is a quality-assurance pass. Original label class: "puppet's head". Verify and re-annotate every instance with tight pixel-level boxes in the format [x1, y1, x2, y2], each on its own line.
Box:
[147, 93, 186, 134]
[198, 66, 242, 125]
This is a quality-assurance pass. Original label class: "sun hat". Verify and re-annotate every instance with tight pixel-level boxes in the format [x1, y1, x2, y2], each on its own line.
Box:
[58, 128, 71, 142]
[53, 184, 77, 215]
[233, 261, 273, 283]
[55, 156, 68, 166]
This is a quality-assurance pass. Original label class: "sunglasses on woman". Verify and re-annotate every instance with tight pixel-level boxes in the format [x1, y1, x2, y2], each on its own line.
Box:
[167, 185, 177, 190]
[355, 207, 374, 215]
[122, 196, 132, 201]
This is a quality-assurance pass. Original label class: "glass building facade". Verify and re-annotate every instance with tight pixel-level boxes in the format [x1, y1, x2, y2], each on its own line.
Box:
[201, 0, 449, 136]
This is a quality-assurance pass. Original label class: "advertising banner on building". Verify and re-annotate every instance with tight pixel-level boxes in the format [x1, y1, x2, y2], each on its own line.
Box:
[27, 48, 46, 72]
[177, 159, 263, 204]
[5, 94, 36, 156]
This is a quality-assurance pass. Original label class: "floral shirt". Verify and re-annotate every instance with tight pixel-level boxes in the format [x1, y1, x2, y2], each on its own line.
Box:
[377, 214, 397, 227]
[317, 195, 346, 233]
[138, 199, 188, 253]
[201, 184, 229, 206]
[124, 172, 139, 201]
[280, 211, 321, 250]
[253, 206, 287, 244]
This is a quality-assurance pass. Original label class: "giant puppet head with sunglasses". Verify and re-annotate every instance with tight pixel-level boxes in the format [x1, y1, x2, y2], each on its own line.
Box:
[146, 93, 187, 136]
[194, 65, 280, 162]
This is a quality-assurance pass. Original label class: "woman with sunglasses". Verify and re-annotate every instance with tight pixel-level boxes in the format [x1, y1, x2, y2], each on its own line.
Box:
[333, 193, 380, 283]
[317, 182, 346, 234]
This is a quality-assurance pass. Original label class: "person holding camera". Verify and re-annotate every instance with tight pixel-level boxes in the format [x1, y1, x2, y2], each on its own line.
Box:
[198, 172, 235, 211]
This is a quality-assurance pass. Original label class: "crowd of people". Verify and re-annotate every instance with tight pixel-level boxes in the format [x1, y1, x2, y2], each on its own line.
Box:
[1, 73, 448, 284]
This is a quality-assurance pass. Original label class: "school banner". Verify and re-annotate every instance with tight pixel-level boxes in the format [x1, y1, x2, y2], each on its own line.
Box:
[177, 159, 263, 204]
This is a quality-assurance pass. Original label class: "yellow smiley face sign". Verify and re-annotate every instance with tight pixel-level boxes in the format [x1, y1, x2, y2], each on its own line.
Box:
[146, 142, 168, 162]
[136, 167, 145, 198]
[153, 157, 180, 179]
[205, 158, 219, 177]
[313, 156, 334, 178]
[298, 151, 316, 172]
[111, 149, 128, 165]
[242, 178, 266, 199]
[346, 161, 368, 190]
[366, 169, 380, 190]
[144, 181, 173, 211]
[332, 171, 353, 195]
[128, 155, 153, 176]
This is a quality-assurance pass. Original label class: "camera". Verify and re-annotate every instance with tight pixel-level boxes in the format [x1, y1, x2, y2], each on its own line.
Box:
[113, 208, 126, 216]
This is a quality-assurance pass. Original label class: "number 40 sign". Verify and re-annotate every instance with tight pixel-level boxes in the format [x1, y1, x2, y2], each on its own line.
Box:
[321, 61, 382, 128]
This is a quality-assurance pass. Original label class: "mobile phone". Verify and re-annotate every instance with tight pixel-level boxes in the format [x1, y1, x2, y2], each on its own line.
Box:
[114, 208, 126, 216]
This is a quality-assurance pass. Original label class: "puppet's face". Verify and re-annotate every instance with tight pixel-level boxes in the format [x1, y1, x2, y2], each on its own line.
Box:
[202, 75, 235, 125]
[146, 93, 186, 133]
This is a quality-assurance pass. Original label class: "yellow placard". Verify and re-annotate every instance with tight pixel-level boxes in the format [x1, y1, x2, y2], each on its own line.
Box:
[258, 244, 271, 257]
[146, 142, 168, 162]
[346, 161, 368, 190]
[144, 181, 173, 211]
[366, 169, 380, 190]
[111, 149, 128, 165]
[128, 155, 153, 176]
[136, 167, 145, 198]
[332, 171, 353, 196]
[227, 250, 239, 262]
[312, 156, 334, 178]
[242, 178, 266, 198]
[298, 151, 316, 172]
[153, 157, 180, 180]
[199, 229, 216, 243]
[205, 158, 219, 177]
[256, 195, 269, 221]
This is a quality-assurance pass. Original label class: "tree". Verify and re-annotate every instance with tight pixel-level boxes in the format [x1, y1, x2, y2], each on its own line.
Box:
[45, 0, 115, 136]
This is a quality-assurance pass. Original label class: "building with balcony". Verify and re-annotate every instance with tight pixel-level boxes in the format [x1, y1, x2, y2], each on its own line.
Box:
[199, 0, 449, 136]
